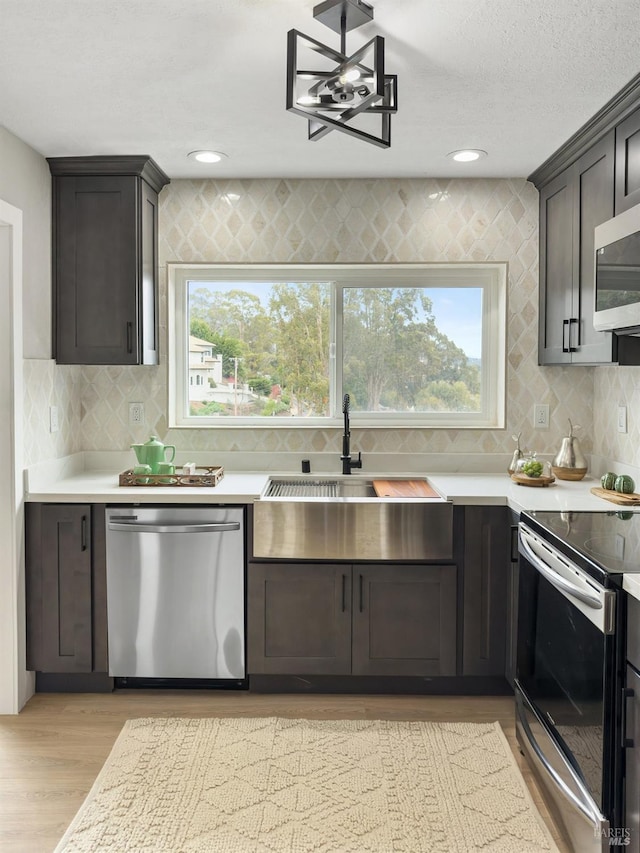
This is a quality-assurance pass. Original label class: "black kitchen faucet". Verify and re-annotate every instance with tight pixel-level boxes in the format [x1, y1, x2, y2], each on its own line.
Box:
[340, 393, 362, 475]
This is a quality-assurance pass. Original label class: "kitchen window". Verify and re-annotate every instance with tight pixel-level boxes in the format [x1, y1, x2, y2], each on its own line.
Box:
[168, 263, 507, 428]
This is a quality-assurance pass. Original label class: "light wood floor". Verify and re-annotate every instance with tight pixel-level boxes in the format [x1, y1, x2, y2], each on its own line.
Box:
[0, 691, 570, 853]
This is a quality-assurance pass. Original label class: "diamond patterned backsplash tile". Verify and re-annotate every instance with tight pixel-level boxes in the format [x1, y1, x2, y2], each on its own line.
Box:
[593, 367, 640, 471]
[23, 360, 83, 464]
[24, 177, 602, 466]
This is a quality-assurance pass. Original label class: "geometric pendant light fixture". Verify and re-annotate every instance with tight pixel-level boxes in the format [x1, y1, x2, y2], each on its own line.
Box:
[286, 0, 398, 148]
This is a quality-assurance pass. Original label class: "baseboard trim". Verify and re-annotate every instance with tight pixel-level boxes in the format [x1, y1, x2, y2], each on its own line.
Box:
[249, 674, 513, 694]
[35, 672, 114, 693]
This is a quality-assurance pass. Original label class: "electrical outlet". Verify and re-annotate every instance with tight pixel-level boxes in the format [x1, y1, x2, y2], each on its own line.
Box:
[533, 403, 549, 429]
[618, 405, 628, 433]
[129, 402, 144, 425]
[49, 405, 59, 433]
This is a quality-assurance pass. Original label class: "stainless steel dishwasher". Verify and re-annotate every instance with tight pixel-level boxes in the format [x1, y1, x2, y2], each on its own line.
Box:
[105, 506, 245, 685]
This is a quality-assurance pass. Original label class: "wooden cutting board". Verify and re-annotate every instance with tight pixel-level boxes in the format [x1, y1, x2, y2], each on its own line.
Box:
[590, 486, 640, 506]
[373, 479, 441, 498]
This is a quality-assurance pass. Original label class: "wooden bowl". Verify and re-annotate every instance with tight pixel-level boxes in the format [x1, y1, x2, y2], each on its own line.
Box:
[551, 466, 587, 481]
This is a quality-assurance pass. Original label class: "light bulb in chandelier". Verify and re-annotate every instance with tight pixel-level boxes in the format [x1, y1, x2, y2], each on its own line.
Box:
[339, 67, 361, 85]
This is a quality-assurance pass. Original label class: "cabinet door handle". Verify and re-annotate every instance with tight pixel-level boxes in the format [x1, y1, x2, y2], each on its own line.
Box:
[359, 574, 364, 612]
[341, 574, 347, 612]
[623, 686, 635, 749]
[510, 525, 519, 563]
[568, 317, 578, 352]
[81, 515, 88, 551]
[562, 319, 570, 353]
[126, 321, 133, 354]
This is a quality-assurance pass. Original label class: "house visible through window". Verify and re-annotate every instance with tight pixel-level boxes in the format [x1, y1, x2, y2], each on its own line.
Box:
[168, 264, 506, 428]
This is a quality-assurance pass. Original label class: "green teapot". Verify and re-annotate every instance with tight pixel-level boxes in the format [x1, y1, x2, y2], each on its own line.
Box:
[131, 435, 176, 474]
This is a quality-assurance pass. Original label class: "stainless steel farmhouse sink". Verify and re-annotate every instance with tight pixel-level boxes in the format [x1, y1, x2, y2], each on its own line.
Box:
[264, 478, 378, 499]
[253, 477, 453, 561]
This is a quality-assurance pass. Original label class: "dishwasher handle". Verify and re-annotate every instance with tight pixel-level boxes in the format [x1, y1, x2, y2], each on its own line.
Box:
[108, 520, 241, 534]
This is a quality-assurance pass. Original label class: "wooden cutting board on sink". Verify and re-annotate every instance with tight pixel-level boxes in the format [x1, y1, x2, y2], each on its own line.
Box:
[373, 479, 440, 498]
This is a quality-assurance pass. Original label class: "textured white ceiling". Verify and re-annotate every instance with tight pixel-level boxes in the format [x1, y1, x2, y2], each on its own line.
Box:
[1, 0, 639, 179]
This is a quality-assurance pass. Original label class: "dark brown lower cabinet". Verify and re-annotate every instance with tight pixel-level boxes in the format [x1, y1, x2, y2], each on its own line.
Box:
[505, 511, 520, 686]
[626, 595, 640, 848]
[462, 506, 510, 677]
[625, 664, 640, 850]
[247, 563, 351, 675]
[247, 561, 457, 677]
[352, 564, 456, 676]
[26, 503, 108, 674]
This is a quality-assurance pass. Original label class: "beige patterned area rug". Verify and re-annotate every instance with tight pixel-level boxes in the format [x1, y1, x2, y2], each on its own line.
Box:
[54, 717, 559, 853]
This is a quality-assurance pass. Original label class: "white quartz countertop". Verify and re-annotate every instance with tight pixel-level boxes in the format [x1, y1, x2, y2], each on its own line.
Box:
[26, 471, 270, 504]
[25, 467, 616, 513]
[624, 575, 640, 601]
[429, 473, 613, 512]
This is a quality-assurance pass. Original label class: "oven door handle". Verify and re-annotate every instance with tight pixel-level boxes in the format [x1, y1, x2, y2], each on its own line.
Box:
[519, 527, 602, 610]
[516, 687, 606, 828]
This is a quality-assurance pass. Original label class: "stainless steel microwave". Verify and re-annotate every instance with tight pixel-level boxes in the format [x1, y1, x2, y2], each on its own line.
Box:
[594, 202, 640, 333]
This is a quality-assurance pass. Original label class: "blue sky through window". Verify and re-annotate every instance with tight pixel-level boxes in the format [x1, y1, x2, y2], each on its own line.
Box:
[189, 282, 482, 359]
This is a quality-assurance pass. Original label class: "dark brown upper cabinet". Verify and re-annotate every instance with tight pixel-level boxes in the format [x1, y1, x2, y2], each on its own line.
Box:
[48, 156, 170, 365]
[531, 73, 640, 367]
[538, 166, 574, 364]
[538, 135, 626, 365]
[615, 106, 640, 213]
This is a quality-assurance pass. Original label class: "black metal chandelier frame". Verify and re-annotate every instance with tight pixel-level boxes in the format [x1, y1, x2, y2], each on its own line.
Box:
[286, 0, 398, 148]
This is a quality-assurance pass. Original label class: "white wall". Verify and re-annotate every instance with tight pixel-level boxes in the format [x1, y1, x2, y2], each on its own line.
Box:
[0, 127, 52, 359]
[0, 128, 53, 711]
[0, 199, 29, 713]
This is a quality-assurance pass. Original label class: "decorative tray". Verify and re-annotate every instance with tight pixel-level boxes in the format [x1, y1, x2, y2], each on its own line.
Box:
[119, 466, 224, 487]
[511, 473, 555, 487]
[590, 486, 640, 506]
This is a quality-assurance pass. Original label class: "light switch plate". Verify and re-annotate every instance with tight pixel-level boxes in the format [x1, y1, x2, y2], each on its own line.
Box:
[618, 405, 628, 433]
[49, 405, 59, 433]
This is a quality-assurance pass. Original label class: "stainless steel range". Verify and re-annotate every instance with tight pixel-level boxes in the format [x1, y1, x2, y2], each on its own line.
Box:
[516, 510, 640, 853]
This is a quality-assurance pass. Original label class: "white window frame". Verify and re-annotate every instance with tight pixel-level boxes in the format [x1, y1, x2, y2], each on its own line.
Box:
[168, 263, 507, 429]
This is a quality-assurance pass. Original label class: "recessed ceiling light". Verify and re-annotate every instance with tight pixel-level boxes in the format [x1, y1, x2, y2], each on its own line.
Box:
[447, 149, 487, 163]
[187, 150, 228, 164]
